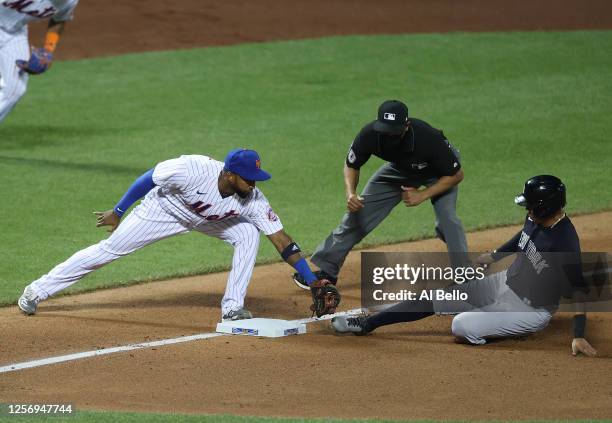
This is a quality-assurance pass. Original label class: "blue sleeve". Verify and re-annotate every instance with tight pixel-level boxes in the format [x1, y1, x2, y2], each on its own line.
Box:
[293, 258, 318, 285]
[113, 168, 156, 217]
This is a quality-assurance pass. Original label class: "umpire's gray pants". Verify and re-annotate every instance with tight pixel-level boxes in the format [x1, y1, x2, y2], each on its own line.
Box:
[434, 271, 553, 345]
[311, 162, 469, 276]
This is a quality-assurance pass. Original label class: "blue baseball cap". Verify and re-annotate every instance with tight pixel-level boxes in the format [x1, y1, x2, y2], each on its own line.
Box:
[224, 148, 271, 181]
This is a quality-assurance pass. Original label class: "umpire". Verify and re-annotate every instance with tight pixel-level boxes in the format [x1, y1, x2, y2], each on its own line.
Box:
[295, 100, 469, 287]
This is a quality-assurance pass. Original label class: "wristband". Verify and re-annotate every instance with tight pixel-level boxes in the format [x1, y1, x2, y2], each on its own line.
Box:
[44, 32, 60, 52]
[292, 258, 317, 285]
[573, 314, 586, 338]
[280, 242, 301, 261]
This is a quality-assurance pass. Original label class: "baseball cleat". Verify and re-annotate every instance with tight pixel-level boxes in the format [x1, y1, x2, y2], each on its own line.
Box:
[222, 308, 253, 322]
[18, 286, 41, 315]
[292, 270, 338, 290]
[331, 315, 371, 336]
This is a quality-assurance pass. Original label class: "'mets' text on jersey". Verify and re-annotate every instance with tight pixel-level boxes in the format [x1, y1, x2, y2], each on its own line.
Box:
[136, 155, 283, 235]
[345, 118, 461, 179]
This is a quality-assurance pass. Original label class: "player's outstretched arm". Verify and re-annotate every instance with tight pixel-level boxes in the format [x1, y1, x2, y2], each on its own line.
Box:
[94, 210, 121, 233]
[571, 312, 597, 357]
[267, 230, 340, 317]
[93, 169, 156, 233]
[267, 230, 317, 282]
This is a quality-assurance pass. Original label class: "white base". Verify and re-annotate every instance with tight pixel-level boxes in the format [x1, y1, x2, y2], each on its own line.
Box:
[216, 318, 307, 338]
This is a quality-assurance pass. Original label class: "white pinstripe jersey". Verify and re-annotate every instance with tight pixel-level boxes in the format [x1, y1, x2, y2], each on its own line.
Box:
[0, 0, 78, 33]
[141, 155, 284, 235]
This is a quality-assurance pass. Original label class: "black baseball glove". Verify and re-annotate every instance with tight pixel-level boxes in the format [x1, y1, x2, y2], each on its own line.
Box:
[310, 279, 341, 317]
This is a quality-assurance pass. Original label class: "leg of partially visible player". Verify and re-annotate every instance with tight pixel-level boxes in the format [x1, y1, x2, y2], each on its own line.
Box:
[0, 28, 30, 123]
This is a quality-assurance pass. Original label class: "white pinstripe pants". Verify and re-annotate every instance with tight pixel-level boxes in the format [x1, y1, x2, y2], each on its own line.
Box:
[0, 28, 29, 123]
[29, 199, 261, 316]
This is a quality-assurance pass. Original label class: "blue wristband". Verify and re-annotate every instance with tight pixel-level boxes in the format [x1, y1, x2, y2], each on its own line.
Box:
[114, 168, 155, 217]
[293, 258, 317, 285]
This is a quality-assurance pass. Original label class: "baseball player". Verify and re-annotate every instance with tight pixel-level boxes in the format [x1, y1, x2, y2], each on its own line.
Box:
[0, 0, 78, 122]
[332, 175, 598, 357]
[18, 148, 340, 321]
[293, 99, 469, 288]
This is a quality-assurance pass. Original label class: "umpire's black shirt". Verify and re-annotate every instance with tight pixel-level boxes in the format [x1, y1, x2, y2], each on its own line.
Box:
[345, 118, 461, 180]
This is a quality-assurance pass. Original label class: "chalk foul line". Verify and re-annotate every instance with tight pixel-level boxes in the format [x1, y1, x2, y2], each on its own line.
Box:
[0, 308, 365, 374]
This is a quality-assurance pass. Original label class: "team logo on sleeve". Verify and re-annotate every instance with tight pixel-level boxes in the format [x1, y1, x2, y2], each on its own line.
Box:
[348, 148, 356, 164]
[267, 207, 279, 222]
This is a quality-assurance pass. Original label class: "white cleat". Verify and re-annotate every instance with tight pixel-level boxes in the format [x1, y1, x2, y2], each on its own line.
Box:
[18, 286, 41, 315]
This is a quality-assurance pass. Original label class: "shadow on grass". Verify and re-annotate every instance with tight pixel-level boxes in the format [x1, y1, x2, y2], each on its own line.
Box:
[0, 154, 145, 175]
[0, 124, 124, 149]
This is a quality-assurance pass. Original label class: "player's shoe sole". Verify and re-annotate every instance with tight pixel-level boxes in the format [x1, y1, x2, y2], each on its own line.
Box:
[292, 270, 338, 290]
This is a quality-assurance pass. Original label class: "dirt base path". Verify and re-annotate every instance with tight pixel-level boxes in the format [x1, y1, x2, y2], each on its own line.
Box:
[1, 212, 610, 420]
[8, 2, 612, 420]
[28, 0, 612, 60]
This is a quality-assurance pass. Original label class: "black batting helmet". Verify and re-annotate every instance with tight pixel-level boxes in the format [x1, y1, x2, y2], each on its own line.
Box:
[514, 175, 566, 218]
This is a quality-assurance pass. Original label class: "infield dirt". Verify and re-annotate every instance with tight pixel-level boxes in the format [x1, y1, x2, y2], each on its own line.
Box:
[4, 1, 612, 420]
[1, 212, 611, 420]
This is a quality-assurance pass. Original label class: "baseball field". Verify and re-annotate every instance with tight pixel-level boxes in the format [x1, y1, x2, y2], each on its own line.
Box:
[1, 1, 611, 422]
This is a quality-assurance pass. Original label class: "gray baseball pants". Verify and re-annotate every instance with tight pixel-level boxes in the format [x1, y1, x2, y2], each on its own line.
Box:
[434, 271, 553, 345]
[311, 162, 469, 276]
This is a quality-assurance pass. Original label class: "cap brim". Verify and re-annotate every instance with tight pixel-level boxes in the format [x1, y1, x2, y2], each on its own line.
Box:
[253, 169, 271, 181]
[242, 169, 271, 181]
[373, 120, 405, 134]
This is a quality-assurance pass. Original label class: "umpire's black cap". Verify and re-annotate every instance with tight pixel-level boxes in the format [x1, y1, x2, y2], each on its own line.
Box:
[373, 100, 409, 134]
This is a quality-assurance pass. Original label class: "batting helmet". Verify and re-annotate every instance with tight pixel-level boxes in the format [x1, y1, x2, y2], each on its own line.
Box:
[514, 175, 566, 218]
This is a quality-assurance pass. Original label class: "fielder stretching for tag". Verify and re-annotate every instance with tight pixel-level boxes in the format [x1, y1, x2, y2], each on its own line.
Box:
[1, 0, 79, 122]
[332, 175, 597, 357]
[18, 149, 340, 321]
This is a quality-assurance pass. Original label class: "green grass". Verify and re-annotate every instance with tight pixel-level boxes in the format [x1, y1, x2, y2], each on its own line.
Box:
[1, 31, 611, 305]
[0, 411, 609, 423]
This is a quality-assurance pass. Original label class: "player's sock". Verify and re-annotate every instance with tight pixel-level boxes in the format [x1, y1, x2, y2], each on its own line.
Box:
[366, 299, 435, 331]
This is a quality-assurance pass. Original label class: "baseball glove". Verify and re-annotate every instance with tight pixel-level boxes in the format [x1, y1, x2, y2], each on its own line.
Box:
[310, 279, 341, 317]
[16, 47, 54, 75]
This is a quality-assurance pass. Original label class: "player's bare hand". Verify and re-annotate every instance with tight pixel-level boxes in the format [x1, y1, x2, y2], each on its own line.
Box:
[475, 252, 495, 266]
[401, 186, 426, 207]
[347, 193, 364, 212]
[572, 338, 597, 357]
[94, 210, 121, 233]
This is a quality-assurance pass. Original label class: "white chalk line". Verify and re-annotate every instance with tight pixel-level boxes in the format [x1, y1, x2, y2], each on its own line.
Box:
[0, 308, 365, 374]
[6, 265, 609, 374]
